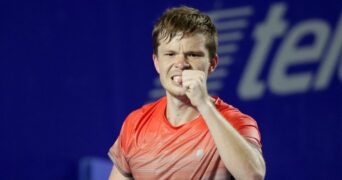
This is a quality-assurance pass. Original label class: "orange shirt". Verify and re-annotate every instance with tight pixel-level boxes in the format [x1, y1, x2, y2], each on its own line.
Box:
[109, 96, 261, 179]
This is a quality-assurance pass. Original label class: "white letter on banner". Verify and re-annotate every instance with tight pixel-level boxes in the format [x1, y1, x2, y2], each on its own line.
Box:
[269, 20, 330, 95]
[314, 13, 342, 90]
[238, 3, 288, 100]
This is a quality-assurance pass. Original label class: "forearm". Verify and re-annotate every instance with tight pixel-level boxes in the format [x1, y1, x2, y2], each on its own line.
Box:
[197, 99, 266, 180]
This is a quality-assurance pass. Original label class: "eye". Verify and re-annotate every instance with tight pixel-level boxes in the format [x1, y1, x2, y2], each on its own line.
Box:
[187, 53, 203, 58]
[165, 52, 175, 56]
[188, 53, 199, 57]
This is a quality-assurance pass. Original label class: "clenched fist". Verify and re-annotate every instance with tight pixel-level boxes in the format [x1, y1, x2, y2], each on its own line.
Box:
[182, 70, 210, 107]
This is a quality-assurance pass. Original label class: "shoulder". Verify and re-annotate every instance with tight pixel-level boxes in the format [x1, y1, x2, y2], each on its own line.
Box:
[122, 97, 166, 132]
[214, 96, 258, 127]
[214, 96, 262, 147]
[118, 97, 166, 147]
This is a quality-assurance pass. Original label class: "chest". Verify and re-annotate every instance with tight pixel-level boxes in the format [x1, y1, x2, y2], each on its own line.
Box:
[125, 122, 230, 179]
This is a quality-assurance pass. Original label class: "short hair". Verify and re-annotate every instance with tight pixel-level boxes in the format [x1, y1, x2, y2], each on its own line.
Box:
[152, 6, 218, 59]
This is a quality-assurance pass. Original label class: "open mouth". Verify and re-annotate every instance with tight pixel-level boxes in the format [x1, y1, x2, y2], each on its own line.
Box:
[171, 75, 182, 85]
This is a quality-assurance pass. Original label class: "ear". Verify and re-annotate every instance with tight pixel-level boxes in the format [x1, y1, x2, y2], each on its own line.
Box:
[208, 54, 218, 74]
[152, 53, 160, 74]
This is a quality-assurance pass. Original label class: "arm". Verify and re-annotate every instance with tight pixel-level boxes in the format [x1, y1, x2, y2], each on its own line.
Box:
[108, 166, 131, 180]
[182, 70, 266, 179]
[197, 99, 266, 180]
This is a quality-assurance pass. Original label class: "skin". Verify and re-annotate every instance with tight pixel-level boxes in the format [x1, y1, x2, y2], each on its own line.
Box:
[109, 33, 266, 180]
[153, 33, 217, 126]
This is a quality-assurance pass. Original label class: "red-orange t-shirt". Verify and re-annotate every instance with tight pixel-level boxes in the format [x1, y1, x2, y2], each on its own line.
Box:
[109, 96, 261, 179]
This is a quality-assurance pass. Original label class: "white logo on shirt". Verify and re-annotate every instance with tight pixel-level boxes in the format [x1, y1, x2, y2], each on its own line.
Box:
[196, 149, 204, 158]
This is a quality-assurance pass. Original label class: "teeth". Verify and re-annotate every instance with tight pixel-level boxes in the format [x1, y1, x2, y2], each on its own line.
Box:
[173, 76, 182, 84]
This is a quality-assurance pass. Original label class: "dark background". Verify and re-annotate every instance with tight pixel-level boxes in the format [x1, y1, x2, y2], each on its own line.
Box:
[1, 0, 341, 179]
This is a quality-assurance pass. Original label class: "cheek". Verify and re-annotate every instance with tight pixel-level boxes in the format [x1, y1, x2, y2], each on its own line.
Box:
[160, 62, 173, 73]
[193, 61, 209, 71]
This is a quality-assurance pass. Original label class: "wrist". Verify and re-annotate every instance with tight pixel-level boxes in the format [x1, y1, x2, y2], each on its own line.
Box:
[196, 97, 215, 113]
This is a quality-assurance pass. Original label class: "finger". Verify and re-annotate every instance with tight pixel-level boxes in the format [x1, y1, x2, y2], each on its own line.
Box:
[182, 70, 200, 79]
[183, 72, 205, 82]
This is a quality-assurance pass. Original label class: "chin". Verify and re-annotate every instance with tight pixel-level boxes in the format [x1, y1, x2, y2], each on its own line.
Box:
[165, 88, 186, 97]
[162, 81, 185, 96]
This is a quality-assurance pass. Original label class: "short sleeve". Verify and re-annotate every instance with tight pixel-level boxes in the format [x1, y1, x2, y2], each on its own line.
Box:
[108, 138, 132, 177]
[221, 108, 262, 148]
[108, 109, 143, 177]
[238, 114, 261, 148]
[108, 117, 133, 177]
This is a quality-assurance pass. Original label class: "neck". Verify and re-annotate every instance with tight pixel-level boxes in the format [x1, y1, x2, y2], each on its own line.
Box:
[165, 93, 199, 127]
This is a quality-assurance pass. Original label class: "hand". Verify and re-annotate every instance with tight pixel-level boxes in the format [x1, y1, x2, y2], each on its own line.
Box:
[182, 70, 209, 107]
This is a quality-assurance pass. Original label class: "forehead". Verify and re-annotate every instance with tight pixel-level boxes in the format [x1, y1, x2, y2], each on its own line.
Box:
[158, 33, 207, 51]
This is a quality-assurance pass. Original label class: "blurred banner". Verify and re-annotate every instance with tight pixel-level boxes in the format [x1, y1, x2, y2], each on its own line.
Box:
[1, 0, 341, 179]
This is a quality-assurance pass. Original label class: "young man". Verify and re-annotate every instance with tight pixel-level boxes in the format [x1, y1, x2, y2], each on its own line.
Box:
[108, 6, 266, 179]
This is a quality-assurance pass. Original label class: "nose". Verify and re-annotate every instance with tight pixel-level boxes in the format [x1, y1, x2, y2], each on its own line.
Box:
[174, 56, 191, 70]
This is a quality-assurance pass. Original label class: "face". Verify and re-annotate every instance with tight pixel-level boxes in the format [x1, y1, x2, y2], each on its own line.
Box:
[153, 33, 218, 97]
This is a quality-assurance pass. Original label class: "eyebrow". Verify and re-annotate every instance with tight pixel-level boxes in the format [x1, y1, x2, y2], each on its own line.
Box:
[185, 51, 205, 55]
[160, 49, 204, 53]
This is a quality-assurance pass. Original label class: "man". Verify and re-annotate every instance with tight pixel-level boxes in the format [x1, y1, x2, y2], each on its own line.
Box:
[108, 6, 266, 179]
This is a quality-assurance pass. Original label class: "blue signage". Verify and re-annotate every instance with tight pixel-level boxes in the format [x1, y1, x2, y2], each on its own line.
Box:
[1, 0, 341, 179]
